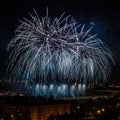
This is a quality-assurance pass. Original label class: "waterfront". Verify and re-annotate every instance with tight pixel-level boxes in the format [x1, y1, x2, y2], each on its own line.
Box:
[0, 86, 120, 120]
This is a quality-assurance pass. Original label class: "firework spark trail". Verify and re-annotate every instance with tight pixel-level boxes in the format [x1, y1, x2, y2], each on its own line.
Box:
[7, 10, 114, 89]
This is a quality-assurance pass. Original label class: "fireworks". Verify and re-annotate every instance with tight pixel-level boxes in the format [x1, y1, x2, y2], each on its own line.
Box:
[7, 10, 114, 97]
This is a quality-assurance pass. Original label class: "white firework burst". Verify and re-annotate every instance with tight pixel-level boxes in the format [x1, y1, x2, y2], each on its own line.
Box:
[7, 10, 114, 87]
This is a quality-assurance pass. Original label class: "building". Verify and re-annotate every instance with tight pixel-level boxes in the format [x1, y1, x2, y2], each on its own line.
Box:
[0, 97, 70, 120]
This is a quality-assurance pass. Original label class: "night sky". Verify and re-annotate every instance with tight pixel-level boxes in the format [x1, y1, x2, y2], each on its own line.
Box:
[0, 0, 120, 83]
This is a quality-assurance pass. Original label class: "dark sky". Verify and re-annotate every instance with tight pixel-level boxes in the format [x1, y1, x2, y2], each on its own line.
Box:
[0, 0, 120, 83]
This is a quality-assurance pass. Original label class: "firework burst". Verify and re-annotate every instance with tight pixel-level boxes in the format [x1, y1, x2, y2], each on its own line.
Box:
[7, 10, 114, 89]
